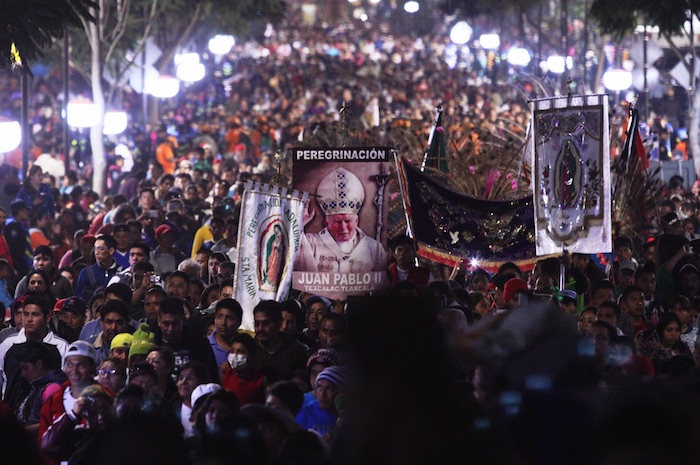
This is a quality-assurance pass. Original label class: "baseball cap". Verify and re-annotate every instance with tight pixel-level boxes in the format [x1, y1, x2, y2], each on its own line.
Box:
[64, 340, 98, 365]
[61, 297, 87, 316]
[503, 278, 529, 303]
[110, 332, 133, 351]
[191, 383, 221, 407]
[155, 224, 174, 237]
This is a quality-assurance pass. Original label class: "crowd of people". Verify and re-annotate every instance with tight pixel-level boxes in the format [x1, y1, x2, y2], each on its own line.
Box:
[2, 7, 700, 465]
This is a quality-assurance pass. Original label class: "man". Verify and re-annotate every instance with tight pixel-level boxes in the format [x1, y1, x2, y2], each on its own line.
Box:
[156, 135, 178, 175]
[155, 297, 219, 381]
[295, 168, 387, 273]
[93, 300, 131, 363]
[38, 340, 99, 438]
[298, 295, 331, 352]
[79, 282, 133, 345]
[108, 241, 153, 314]
[4, 199, 33, 278]
[142, 286, 167, 329]
[57, 297, 87, 342]
[596, 300, 626, 336]
[207, 252, 227, 285]
[74, 234, 121, 302]
[502, 278, 531, 311]
[209, 298, 244, 368]
[111, 223, 131, 268]
[249, 300, 308, 383]
[193, 247, 211, 283]
[0, 292, 69, 411]
[150, 224, 187, 275]
[387, 234, 431, 288]
[165, 270, 190, 302]
[15, 245, 74, 299]
[295, 365, 350, 436]
[109, 333, 132, 363]
[136, 187, 158, 217]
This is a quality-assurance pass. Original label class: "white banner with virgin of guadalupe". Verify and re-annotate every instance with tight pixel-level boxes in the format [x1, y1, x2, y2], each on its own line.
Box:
[530, 94, 612, 255]
[233, 182, 308, 331]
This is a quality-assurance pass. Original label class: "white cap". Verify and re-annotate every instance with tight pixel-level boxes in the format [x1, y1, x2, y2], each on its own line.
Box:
[191, 383, 221, 406]
[317, 168, 364, 216]
[63, 340, 98, 365]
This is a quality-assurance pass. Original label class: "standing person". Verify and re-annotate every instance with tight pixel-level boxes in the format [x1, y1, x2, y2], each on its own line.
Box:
[221, 333, 265, 405]
[295, 168, 387, 273]
[249, 300, 308, 383]
[4, 200, 33, 278]
[74, 234, 121, 302]
[295, 365, 350, 436]
[387, 234, 431, 288]
[14, 246, 73, 300]
[0, 292, 68, 412]
[156, 135, 179, 175]
[209, 299, 243, 368]
[150, 224, 187, 275]
[0, 207, 15, 271]
[16, 165, 55, 219]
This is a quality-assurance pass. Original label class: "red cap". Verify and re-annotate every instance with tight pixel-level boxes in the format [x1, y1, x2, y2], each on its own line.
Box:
[503, 278, 529, 303]
[81, 234, 97, 244]
[155, 224, 174, 237]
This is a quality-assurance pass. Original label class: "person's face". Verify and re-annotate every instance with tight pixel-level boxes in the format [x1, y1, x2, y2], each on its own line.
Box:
[21, 361, 43, 382]
[22, 304, 47, 336]
[146, 351, 170, 378]
[102, 311, 126, 345]
[281, 310, 298, 335]
[129, 247, 148, 267]
[592, 288, 615, 306]
[128, 226, 141, 244]
[32, 254, 52, 271]
[215, 308, 240, 337]
[15, 207, 30, 222]
[225, 223, 237, 243]
[185, 187, 197, 201]
[129, 374, 157, 395]
[144, 293, 163, 321]
[596, 306, 618, 328]
[114, 231, 130, 250]
[681, 272, 700, 296]
[205, 398, 234, 429]
[60, 270, 76, 287]
[306, 303, 328, 332]
[394, 244, 416, 269]
[209, 257, 221, 280]
[210, 222, 225, 241]
[615, 246, 632, 261]
[159, 313, 184, 343]
[617, 271, 635, 289]
[93, 239, 114, 263]
[195, 253, 209, 276]
[139, 192, 155, 210]
[315, 378, 339, 410]
[167, 276, 189, 299]
[577, 310, 596, 335]
[110, 346, 129, 363]
[62, 311, 86, 330]
[637, 272, 656, 297]
[254, 311, 281, 345]
[91, 297, 104, 318]
[326, 213, 358, 242]
[157, 231, 175, 248]
[662, 321, 681, 347]
[64, 355, 94, 387]
[97, 361, 125, 391]
[177, 367, 200, 404]
[28, 273, 47, 291]
[319, 318, 342, 348]
[623, 291, 646, 317]
[220, 285, 233, 300]
[572, 255, 589, 273]
[673, 305, 691, 324]
[471, 275, 489, 292]
[265, 393, 290, 415]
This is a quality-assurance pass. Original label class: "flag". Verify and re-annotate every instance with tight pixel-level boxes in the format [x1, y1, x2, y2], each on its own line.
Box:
[621, 106, 649, 171]
[233, 182, 307, 331]
[421, 105, 449, 173]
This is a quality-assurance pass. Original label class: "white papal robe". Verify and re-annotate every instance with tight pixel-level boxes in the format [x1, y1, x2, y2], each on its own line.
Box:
[294, 227, 387, 273]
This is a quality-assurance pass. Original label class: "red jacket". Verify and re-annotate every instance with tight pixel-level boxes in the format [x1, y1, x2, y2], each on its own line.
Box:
[39, 381, 72, 440]
[387, 262, 431, 288]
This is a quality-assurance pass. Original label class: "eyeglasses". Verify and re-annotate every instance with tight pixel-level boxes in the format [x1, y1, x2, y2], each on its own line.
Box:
[97, 369, 118, 376]
[93, 246, 109, 252]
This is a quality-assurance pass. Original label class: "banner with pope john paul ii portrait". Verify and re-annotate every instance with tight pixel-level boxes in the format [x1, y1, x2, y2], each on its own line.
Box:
[291, 147, 391, 300]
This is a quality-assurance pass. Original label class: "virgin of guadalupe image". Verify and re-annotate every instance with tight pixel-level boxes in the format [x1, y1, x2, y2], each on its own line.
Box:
[260, 223, 286, 289]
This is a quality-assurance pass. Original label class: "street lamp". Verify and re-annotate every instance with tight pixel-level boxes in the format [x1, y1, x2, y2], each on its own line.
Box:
[546, 55, 567, 74]
[450, 21, 472, 45]
[103, 111, 128, 135]
[0, 119, 21, 153]
[479, 34, 500, 50]
[507, 47, 531, 66]
[67, 99, 100, 128]
[404, 1, 419, 13]
[208, 35, 235, 56]
[603, 69, 632, 91]
[146, 75, 180, 99]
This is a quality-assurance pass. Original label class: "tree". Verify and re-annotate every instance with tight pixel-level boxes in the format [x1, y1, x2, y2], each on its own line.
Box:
[69, 0, 286, 196]
[590, 0, 700, 174]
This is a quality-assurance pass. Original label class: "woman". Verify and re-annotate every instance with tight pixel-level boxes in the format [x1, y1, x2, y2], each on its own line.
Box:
[146, 346, 178, 401]
[577, 307, 597, 336]
[58, 266, 78, 290]
[221, 333, 265, 405]
[25, 269, 56, 306]
[16, 165, 55, 218]
[192, 389, 242, 437]
[198, 284, 220, 312]
[636, 312, 693, 366]
[174, 361, 212, 438]
[96, 357, 127, 393]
